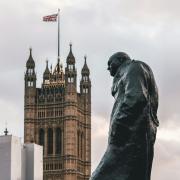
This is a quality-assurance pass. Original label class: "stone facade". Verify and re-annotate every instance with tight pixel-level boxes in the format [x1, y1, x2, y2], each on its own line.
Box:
[24, 44, 91, 180]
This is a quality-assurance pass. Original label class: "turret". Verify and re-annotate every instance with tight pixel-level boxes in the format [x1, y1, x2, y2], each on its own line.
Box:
[24, 48, 37, 143]
[25, 48, 36, 89]
[80, 56, 91, 99]
[64, 43, 78, 161]
[80, 56, 91, 173]
[65, 43, 77, 89]
[51, 58, 65, 85]
[43, 60, 50, 84]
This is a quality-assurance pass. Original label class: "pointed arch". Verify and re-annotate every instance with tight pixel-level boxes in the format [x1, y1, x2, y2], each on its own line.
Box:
[39, 128, 45, 154]
[56, 128, 62, 154]
[39, 128, 45, 145]
[48, 128, 53, 154]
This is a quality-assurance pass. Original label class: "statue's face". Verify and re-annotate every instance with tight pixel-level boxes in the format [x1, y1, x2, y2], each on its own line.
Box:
[107, 58, 121, 77]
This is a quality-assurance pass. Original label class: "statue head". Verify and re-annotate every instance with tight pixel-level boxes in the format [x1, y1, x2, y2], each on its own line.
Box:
[107, 52, 131, 76]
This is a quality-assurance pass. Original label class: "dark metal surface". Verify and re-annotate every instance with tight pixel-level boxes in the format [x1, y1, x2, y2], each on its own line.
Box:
[90, 52, 159, 180]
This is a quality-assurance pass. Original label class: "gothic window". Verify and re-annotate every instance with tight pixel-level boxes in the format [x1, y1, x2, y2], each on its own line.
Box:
[68, 77, 74, 83]
[28, 68, 33, 75]
[39, 129, 44, 145]
[83, 76, 88, 82]
[56, 128, 62, 154]
[51, 88, 54, 94]
[39, 129, 45, 153]
[58, 88, 62, 93]
[48, 128, 53, 154]
[68, 64, 74, 70]
[83, 88, 88, 94]
[47, 88, 49, 94]
[27, 81, 33, 87]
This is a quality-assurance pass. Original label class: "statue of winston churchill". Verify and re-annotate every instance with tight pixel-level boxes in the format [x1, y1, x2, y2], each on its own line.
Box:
[90, 52, 159, 180]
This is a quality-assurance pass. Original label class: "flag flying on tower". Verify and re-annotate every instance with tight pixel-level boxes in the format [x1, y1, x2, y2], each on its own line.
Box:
[43, 14, 58, 22]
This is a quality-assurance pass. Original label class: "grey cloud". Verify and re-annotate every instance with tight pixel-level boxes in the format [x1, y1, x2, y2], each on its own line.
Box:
[152, 138, 180, 180]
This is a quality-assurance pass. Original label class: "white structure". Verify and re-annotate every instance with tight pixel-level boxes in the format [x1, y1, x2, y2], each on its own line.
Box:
[0, 135, 43, 180]
[0, 135, 21, 180]
[24, 143, 43, 180]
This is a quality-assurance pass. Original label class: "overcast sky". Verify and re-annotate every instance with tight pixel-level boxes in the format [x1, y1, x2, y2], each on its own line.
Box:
[0, 0, 180, 179]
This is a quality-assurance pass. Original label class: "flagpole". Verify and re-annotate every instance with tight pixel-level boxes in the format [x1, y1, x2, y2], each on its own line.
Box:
[58, 8, 60, 60]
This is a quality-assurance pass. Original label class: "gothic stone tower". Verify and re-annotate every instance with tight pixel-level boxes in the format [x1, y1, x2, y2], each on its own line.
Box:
[24, 44, 91, 180]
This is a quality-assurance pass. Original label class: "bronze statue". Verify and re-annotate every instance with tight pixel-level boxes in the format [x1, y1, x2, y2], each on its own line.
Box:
[90, 52, 159, 180]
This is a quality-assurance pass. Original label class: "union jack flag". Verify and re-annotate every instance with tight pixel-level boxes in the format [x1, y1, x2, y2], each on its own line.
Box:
[43, 14, 58, 22]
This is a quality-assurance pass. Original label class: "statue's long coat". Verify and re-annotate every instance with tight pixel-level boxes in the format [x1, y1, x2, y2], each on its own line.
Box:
[90, 60, 159, 180]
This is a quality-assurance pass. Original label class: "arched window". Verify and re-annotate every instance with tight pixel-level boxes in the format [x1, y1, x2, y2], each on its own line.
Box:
[83, 88, 88, 94]
[39, 129, 45, 154]
[39, 129, 44, 145]
[48, 128, 53, 154]
[68, 64, 74, 70]
[28, 68, 33, 75]
[83, 75, 88, 82]
[27, 81, 33, 87]
[56, 128, 62, 154]
[68, 77, 74, 83]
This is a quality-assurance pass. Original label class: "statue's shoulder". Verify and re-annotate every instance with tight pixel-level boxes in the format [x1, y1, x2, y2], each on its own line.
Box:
[131, 60, 149, 67]
[127, 60, 144, 71]
[130, 60, 152, 72]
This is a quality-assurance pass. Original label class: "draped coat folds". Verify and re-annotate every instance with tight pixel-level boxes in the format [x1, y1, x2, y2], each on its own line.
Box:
[90, 60, 159, 180]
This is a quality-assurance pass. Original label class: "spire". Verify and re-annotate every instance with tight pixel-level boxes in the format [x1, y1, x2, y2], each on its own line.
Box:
[82, 55, 90, 75]
[43, 60, 50, 80]
[66, 42, 75, 64]
[80, 55, 91, 95]
[70, 42, 72, 52]
[53, 57, 64, 75]
[56, 57, 60, 73]
[25, 47, 36, 88]
[50, 64, 52, 73]
[84, 55, 87, 67]
[50, 57, 65, 85]
[45, 60, 50, 72]
[30, 47, 32, 56]
[26, 47, 35, 68]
